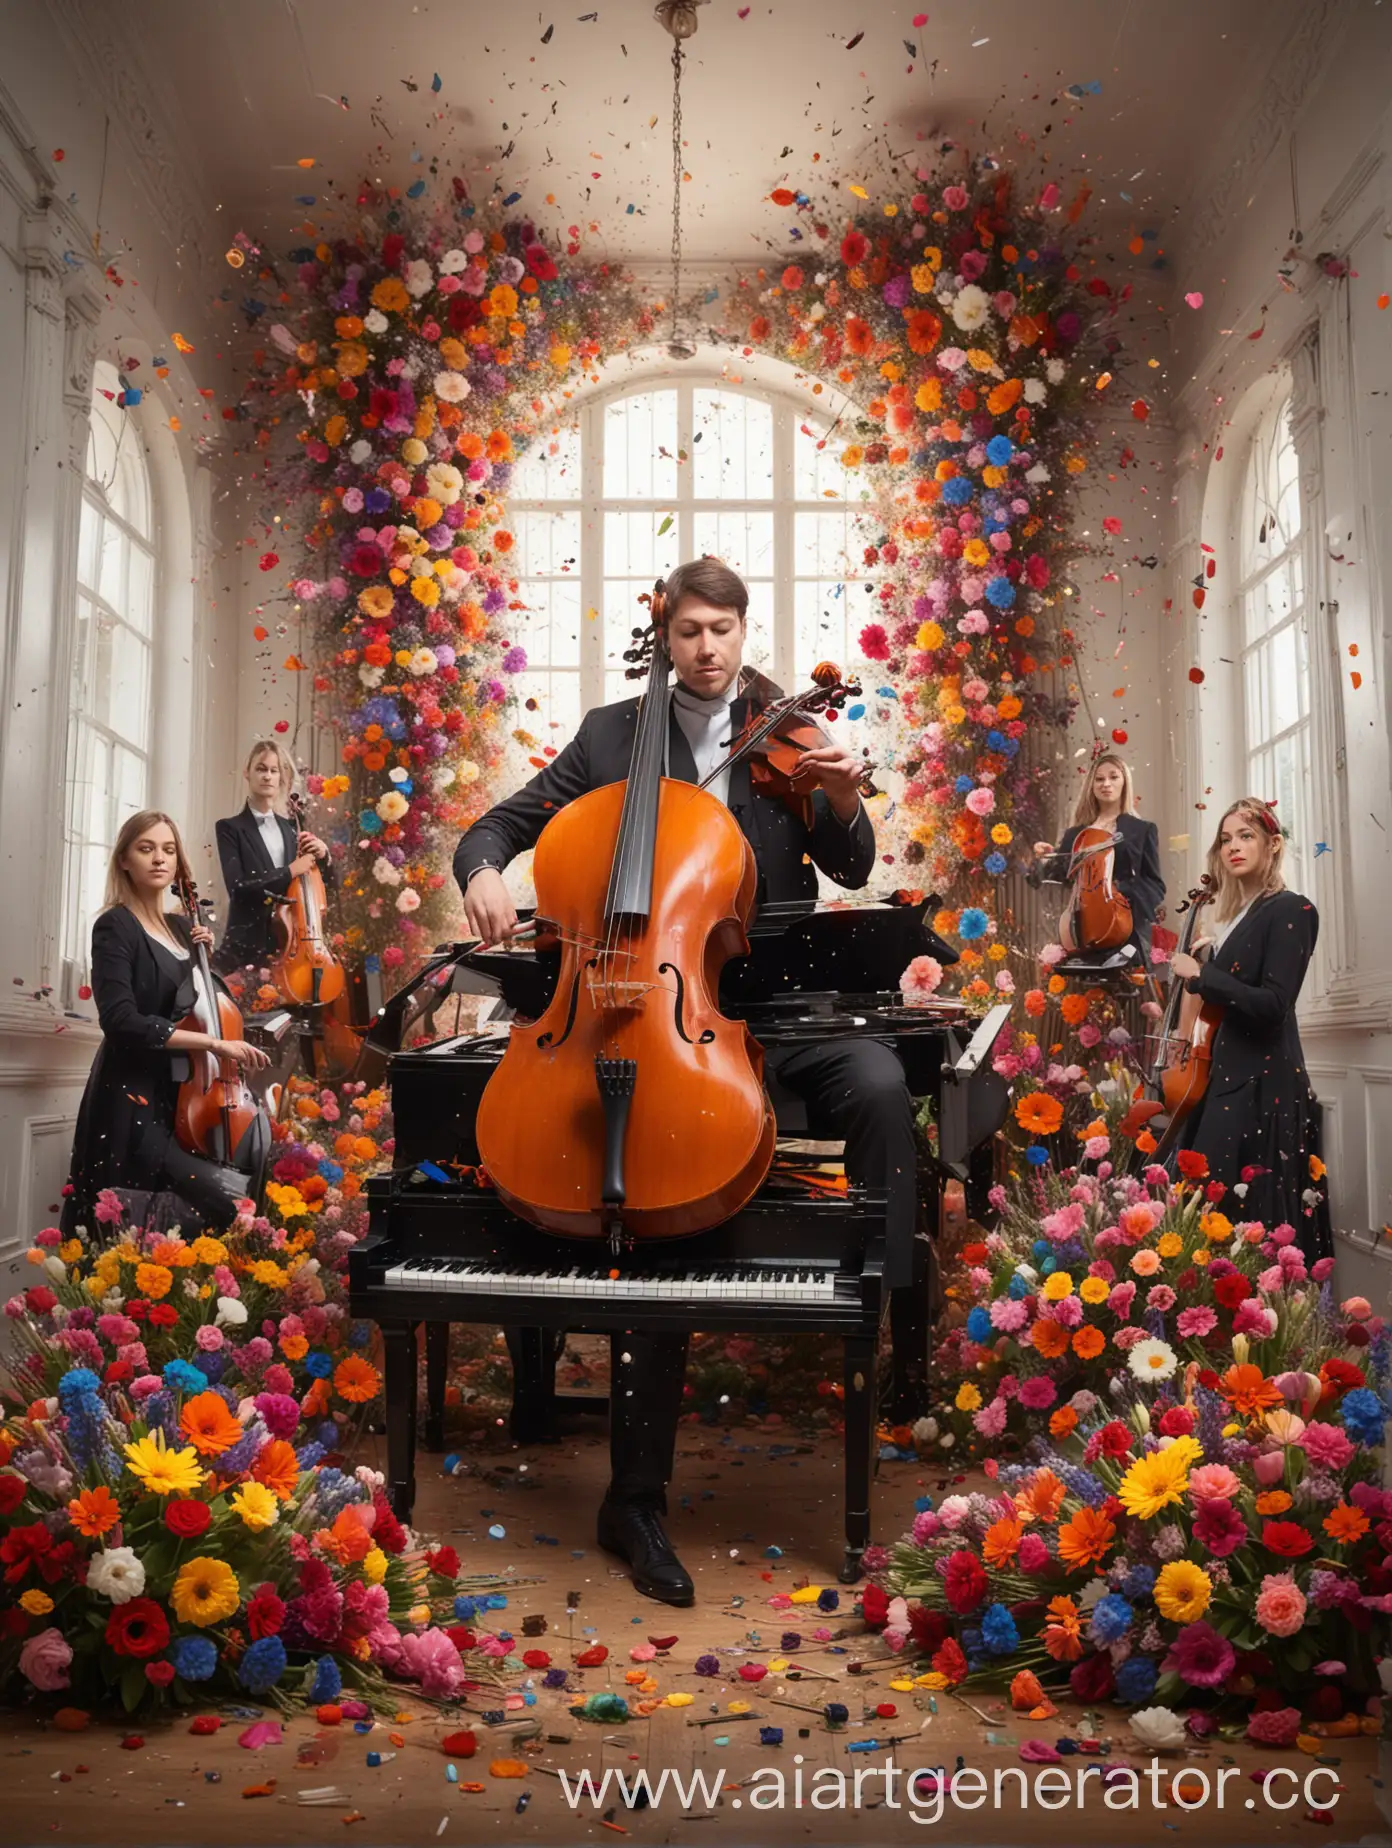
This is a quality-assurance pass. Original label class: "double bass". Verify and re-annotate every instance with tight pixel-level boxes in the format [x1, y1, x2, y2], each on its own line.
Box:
[271, 790, 345, 1008]
[1119, 876, 1220, 1152]
[173, 874, 274, 1182]
[1058, 825, 1134, 954]
[475, 580, 775, 1245]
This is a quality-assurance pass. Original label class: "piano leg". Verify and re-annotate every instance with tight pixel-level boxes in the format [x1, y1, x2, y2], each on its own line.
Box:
[886, 1169, 940, 1423]
[506, 1326, 561, 1443]
[839, 1332, 877, 1584]
[380, 1320, 420, 1521]
[423, 1321, 449, 1451]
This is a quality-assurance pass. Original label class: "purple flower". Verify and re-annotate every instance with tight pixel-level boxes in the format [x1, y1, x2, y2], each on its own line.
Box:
[882, 274, 911, 308]
[693, 1653, 721, 1677]
[501, 645, 528, 674]
[1163, 1620, 1234, 1689]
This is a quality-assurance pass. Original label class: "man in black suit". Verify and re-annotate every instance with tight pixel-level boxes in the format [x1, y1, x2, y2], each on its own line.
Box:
[214, 740, 333, 974]
[453, 559, 917, 1606]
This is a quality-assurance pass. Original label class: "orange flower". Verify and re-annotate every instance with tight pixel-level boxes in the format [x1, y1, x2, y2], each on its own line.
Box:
[1323, 1502, 1370, 1545]
[1015, 1092, 1064, 1137]
[1255, 1491, 1293, 1516]
[251, 1438, 300, 1502]
[1057, 1506, 1116, 1571]
[1135, 1130, 1159, 1155]
[1059, 993, 1089, 1027]
[982, 1516, 1022, 1568]
[1031, 1317, 1070, 1360]
[1219, 1363, 1282, 1416]
[1016, 1468, 1066, 1526]
[134, 1262, 173, 1300]
[302, 1377, 332, 1420]
[279, 1333, 309, 1361]
[905, 309, 942, 354]
[317, 1507, 373, 1565]
[845, 315, 874, 355]
[1042, 1595, 1083, 1661]
[333, 1356, 382, 1405]
[1010, 1668, 1044, 1710]
[67, 1485, 121, 1538]
[1309, 1154, 1327, 1182]
[1049, 1405, 1079, 1441]
[1072, 1326, 1105, 1360]
[1023, 989, 1047, 1017]
[180, 1391, 244, 1458]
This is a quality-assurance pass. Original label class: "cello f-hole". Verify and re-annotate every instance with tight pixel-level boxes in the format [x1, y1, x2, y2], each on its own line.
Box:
[658, 961, 715, 1046]
[538, 955, 590, 1050]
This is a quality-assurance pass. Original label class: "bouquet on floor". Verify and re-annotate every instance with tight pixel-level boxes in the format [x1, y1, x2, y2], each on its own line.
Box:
[0, 1360, 497, 1716]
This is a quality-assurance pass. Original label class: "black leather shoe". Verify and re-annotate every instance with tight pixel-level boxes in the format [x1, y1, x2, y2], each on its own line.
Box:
[597, 1502, 695, 1606]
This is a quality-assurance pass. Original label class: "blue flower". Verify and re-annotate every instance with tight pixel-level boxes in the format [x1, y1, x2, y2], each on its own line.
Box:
[453, 1595, 479, 1623]
[817, 1588, 840, 1613]
[958, 907, 989, 941]
[317, 1159, 344, 1185]
[304, 1352, 334, 1379]
[1088, 1593, 1133, 1644]
[58, 1367, 102, 1404]
[1031, 1238, 1051, 1262]
[364, 487, 392, 514]
[941, 476, 973, 506]
[1340, 1387, 1386, 1447]
[358, 810, 383, 835]
[966, 1306, 992, 1343]
[984, 852, 1007, 876]
[239, 1635, 288, 1695]
[1114, 1654, 1158, 1705]
[985, 435, 1015, 466]
[985, 575, 1017, 610]
[349, 1322, 373, 1347]
[170, 1635, 218, 1682]
[981, 1603, 1019, 1654]
[308, 1656, 342, 1704]
[163, 1359, 206, 1395]
[1026, 1146, 1051, 1167]
[1008, 1272, 1033, 1298]
[1121, 1564, 1157, 1600]
[985, 730, 1006, 752]
[954, 774, 974, 795]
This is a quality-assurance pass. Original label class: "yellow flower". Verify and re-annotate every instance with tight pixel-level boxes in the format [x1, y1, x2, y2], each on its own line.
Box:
[1153, 1559, 1212, 1624]
[916, 620, 944, 650]
[1201, 1212, 1233, 1243]
[1192, 1247, 1212, 1268]
[20, 1589, 54, 1616]
[1080, 1277, 1109, 1305]
[987, 941, 1008, 962]
[250, 1260, 290, 1288]
[1042, 1272, 1074, 1302]
[1117, 1436, 1202, 1521]
[362, 1547, 389, 1585]
[408, 1604, 431, 1626]
[665, 1692, 694, 1708]
[170, 1556, 241, 1628]
[1157, 1232, 1183, 1258]
[913, 379, 942, 414]
[124, 1430, 206, 1497]
[915, 1671, 951, 1690]
[135, 1263, 173, 1300]
[787, 1585, 823, 1605]
[189, 1236, 228, 1266]
[911, 264, 937, 294]
[955, 1382, 982, 1412]
[59, 1239, 83, 1264]
[230, 1481, 280, 1532]
[401, 437, 427, 467]
[990, 824, 1013, 846]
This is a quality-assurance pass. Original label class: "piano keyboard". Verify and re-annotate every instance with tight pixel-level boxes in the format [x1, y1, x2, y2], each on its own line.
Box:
[382, 1255, 840, 1305]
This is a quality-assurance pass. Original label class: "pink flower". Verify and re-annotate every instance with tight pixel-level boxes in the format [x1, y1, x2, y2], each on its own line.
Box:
[1083, 1136, 1109, 1161]
[1342, 1296, 1373, 1321]
[1193, 1498, 1247, 1558]
[195, 1325, 225, 1352]
[1163, 1620, 1235, 1688]
[1246, 1706, 1303, 1747]
[911, 1511, 941, 1544]
[1299, 1422, 1356, 1473]
[1017, 1533, 1050, 1573]
[1188, 1464, 1240, 1503]
[34, 1226, 63, 1248]
[900, 956, 944, 1000]
[1146, 1285, 1177, 1314]
[989, 1298, 1029, 1334]
[964, 787, 995, 817]
[93, 1190, 126, 1227]
[1252, 1450, 1286, 1486]
[1254, 1574, 1307, 1638]
[1107, 1281, 1137, 1321]
[972, 1398, 1008, 1438]
[1018, 1377, 1057, 1410]
[19, 1628, 72, 1692]
[1119, 1202, 1161, 1241]
[1232, 1301, 1277, 1338]
[1176, 1305, 1218, 1339]
[389, 1628, 467, 1700]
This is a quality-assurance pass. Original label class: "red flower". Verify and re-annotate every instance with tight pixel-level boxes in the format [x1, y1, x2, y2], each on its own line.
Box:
[1098, 1421, 1133, 1457]
[524, 244, 558, 282]
[1321, 1359, 1366, 1394]
[165, 1500, 211, 1540]
[371, 1491, 407, 1556]
[859, 623, 891, 663]
[145, 1661, 176, 1687]
[1197, 1367, 1220, 1390]
[1262, 1521, 1315, 1558]
[931, 1636, 968, 1685]
[246, 1584, 286, 1639]
[521, 1648, 551, 1670]
[147, 1304, 178, 1330]
[0, 1475, 27, 1517]
[426, 1546, 460, 1580]
[106, 1598, 170, 1659]
[1, 1521, 53, 1585]
[104, 1360, 134, 1387]
[908, 1605, 949, 1653]
[861, 1583, 890, 1628]
[381, 233, 405, 272]
[1158, 1407, 1195, 1438]
[125, 1300, 149, 1322]
[1213, 1274, 1252, 1310]
[349, 544, 384, 578]
[840, 230, 869, 268]
[445, 1626, 476, 1654]
[1204, 1181, 1228, 1203]
[1069, 1652, 1115, 1703]
[943, 1549, 989, 1616]
[23, 1287, 57, 1315]
[1175, 1149, 1209, 1180]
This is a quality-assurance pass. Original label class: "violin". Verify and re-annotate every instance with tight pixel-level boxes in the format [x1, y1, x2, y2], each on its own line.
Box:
[271, 789, 345, 1007]
[475, 579, 775, 1246]
[1058, 824, 1134, 954]
[1119, 876, 1220, 1151]
[708, 663, 878, 830]
[173, 875, 274, 1177]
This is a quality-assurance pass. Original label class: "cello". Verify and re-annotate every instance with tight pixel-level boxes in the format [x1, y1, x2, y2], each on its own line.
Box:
[173, 873, 275, 1183]
[1058, 824, 1134, 953]
[475, 579, 775, 1246]
[271, 789, 345, 1008]
[1119, 875, 1220, 1152]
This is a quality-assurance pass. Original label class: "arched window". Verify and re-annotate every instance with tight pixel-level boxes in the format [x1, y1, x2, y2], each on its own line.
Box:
[505, 374, 878, 748]
[1235, 392, 1310, 894]
[62, 361, 157, 973]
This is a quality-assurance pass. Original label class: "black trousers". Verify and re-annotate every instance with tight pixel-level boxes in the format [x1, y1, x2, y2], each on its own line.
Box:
[605, 1036, 917, 1509]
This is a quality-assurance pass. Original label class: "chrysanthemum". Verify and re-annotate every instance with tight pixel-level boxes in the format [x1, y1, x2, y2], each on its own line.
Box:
[1153, 1559, 1213, 1624]
[1118, 1436, 1202, 1521]
[1128, 1337, 1178, 1383]
[180, 1391, 244, 1458]
[1057, 1506, 1116, 1570]
[123, 1430, 205, 1497]
[66, 1485, 121, 1538]
[170, 1555, 241, 1628]
[251, 1437, 301, 1503]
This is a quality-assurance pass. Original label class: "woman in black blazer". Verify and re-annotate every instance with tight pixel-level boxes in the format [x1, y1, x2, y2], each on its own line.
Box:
[64, 810, 269, 1233]
[213, 739, 332, 974]
[1032, 752, 1165, 965]
[1170, 798, 1331, 1260]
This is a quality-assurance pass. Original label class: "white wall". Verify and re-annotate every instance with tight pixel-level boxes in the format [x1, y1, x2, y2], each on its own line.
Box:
[1160, 0, 1392, 1266]
[0, 0, 238, 1301]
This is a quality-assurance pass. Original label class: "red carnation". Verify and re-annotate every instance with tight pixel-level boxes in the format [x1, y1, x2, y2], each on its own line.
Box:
[860, 1583, 890, 1628]
[426, 1546, 460, 1580]
[1205, 1180, 1228, 1203]
[1213, 1273, 1252, 1310]
[1175, 1149, 1209, 1181]
[125, 1300, 149, 1322]
[840, 230, 869, 268]
[147, 1303, 178, 1329]
[931, 1636, 968, 1685]
[524, 244, 558, 282]
[943, 1548, 989, 1616]
[908, 1605, 949, 1653]
[246, 1584, 286, 1639]
[1, 1521, 53, 1584]
[23, 1287, 57, 1315]
[145, 1661, 176, 1687]
[1197, 1367, 1221, 1390]
[1321, 1359, 1366, 1394]
[165, 1500, 212, 1540]
[371, 1491, 407, 1555]
[381, 233, 405, 272]
[348, 544, 384, 579]
[859, 622, 891, 663]
[0, 1475, 27, 1517]
[1158, 1406, 1195, 1438]
[1262, 1520, 1315, 1558]
[1097, 1421, 1133, 1457]
[445, 1627, 476, 1654]
[106, 1597, 170, 1659]
[1069, 1652, 1115, 1703]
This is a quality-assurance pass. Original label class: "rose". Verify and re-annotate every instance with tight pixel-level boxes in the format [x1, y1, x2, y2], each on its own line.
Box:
[105, 1597, 170, 1659]
[86, 1547, 146, 1605]
[165, 1500, 212, 1539]
[1128, 1706, 1186, 1751]
[18, 1628, 73, 1691]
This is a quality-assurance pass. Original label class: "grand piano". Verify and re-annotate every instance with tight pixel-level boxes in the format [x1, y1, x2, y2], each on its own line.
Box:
[349, 897, 1010, 1580]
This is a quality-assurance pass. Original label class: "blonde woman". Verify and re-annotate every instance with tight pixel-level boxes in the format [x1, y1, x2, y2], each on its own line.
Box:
[214, 738, 331, 973]
[1032, 751, 1165, 963]
[63, 811, 269, 1233]
[1169, 797, 1330, 1257]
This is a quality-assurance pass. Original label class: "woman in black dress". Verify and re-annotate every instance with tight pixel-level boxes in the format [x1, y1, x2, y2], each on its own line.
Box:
[213, 739, 331, 975]
[64, 810, 270, 1233]
[1170, 797, 1331, 1259]
[1033, 751, 1165, 968]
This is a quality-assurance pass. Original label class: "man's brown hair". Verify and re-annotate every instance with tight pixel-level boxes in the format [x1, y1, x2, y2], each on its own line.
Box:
[663, 557, 748, 622]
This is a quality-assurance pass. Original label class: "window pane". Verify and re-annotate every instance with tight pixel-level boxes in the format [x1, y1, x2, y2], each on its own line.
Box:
[125, 542, 154, 636]
[742, 581, 774, 675]
[511, 671, 582, 749]
[1243, 647, 1267, 749]
[603, 391, 678, 500]
[511, 422, 582, 499]
[690, 510, 774, 577]
[510, 578, 582, 669]
[795, 579, 876, 679]
[98, 517, 125, 610]
[692, 390, 774, 500]
[510, 509, 582, 578]
[114, 744, 147, 824]
[114, 436, 151, 538]
[795, 509, 863, 578]
[604, 510, 681, 579]
[794, 423, 860, 502]
[78, 496, 102, 590]
[90, 617, 151, 743]
[1267, 626, 1300, 736]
